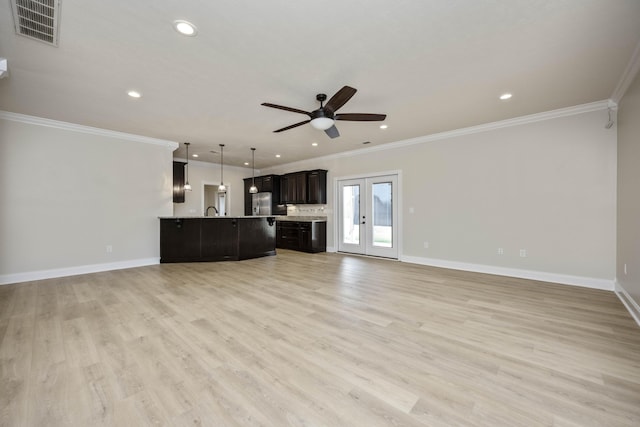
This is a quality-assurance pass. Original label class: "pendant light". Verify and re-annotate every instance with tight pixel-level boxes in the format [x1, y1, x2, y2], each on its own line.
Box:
[249, 148, 258, 194]
[218, 144, 226, 192]
[183, 142, 192, 191]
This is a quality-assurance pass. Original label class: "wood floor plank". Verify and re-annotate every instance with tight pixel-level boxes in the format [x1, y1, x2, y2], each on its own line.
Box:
[1, 250, 639, 426]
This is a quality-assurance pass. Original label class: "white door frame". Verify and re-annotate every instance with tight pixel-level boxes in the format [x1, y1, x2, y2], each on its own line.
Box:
[333, 170, 402, 259]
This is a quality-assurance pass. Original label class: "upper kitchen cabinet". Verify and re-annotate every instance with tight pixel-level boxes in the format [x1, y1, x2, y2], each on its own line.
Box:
[280, 172, 307, 204]
[280, 170, 327, 204]
[173, 161, 186, 203]
[306, 169, 327, 204]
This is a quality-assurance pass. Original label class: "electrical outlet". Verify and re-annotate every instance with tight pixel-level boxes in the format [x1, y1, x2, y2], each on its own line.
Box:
[106, 245, 113, 253]
[519, 249, 527, 257]
[498, 248, 504, 255]
[423, 241, 429, 249]
[409, 207, 415, 214]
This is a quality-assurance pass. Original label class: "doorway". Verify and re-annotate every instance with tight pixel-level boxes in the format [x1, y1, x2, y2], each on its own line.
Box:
[203, 183, 228, 216]
[337, 174, 399, 259]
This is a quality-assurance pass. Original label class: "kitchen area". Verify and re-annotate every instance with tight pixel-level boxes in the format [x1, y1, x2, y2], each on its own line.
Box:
[160, 164, 328, 263]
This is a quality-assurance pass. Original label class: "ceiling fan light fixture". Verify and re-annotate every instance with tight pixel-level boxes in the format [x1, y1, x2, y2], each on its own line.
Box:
[310, 117, 335, 130]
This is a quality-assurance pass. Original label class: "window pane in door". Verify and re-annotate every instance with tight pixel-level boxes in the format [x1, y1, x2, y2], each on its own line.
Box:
[342, 185, 360, 244]
[372, 182, 392, 247]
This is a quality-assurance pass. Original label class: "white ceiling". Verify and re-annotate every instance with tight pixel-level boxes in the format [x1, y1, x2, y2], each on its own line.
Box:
[1, 0, 639, 168]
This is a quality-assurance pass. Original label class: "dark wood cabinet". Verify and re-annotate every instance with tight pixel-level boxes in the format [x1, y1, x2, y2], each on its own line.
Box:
[280, 170, 327, 204]
[243, 179, 253, 216]
[281, 172, 307, 204]
[160, 217, 276, 262]
[173, 161, 186, 203]
[238, 218, 277, 259]
[306, 169, 327, 204]
[201, 218, 238, 260]
[160, 218, 201, 261]
[276, 220, 326, 253]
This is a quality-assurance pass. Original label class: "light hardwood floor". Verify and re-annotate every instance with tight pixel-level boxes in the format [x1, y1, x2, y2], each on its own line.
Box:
[1, 250, 639, 426]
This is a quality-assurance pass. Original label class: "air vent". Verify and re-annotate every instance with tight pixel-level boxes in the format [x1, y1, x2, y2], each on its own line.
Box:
[11, 0, 61, 46]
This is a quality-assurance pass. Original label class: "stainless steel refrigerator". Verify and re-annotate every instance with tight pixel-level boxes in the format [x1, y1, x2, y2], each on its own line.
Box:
[251, 192, 272, 215]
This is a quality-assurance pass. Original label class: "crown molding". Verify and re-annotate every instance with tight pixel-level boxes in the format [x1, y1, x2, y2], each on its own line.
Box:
[174, 157, 252, 172]
[0, 110, 179, 150]
[611, 38, 640, 103]
[266, 99, 611, 172]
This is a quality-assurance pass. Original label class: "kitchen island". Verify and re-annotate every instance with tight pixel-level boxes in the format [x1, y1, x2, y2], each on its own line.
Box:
[159, 216, 277, 263]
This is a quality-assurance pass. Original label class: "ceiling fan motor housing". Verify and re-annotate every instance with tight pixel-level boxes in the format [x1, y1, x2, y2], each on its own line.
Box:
[311, 108, 333, 120]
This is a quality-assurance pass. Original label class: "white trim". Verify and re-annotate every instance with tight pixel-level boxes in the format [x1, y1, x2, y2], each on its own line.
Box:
[265, 100, 612, 172]
[0, 110, 179, 150]
[175, 158, 253, 172]
[611, 38, 640, 103]
[615, 280, 640, 327]
[0, 258, 159, 285]
[400, 255, 614, 291]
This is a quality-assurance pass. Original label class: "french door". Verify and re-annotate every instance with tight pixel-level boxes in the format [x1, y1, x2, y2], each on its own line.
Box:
[338, 174, 398, 259]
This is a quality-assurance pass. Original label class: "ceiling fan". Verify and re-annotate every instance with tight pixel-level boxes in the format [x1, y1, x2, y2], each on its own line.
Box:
[261, 85, 386, 139]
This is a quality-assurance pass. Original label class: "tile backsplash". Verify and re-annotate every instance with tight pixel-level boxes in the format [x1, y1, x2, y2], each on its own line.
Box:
[287, 204, 330, 217]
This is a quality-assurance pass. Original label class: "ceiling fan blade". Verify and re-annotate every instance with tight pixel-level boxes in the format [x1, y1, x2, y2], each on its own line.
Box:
[273, 120, 310, 133]
[261, 103, 311, 116]
[324, 125, 340, 139]
[324, 86, 357, 113]
[335, 113, 387, 122]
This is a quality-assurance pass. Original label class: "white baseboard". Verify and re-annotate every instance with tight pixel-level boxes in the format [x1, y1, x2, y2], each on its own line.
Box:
[400, 255, 614, 291]
[615, 280, 640, 327]
[0, 258, 160, 285]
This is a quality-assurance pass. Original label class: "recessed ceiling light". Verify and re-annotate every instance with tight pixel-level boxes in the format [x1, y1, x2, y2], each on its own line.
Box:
[312, 142, 318, 146]
[499, 93, 512, 100]
[244, 162, 249, 166]
[173, 20, 198, 36]
[192, 154, 198, 158]
[275, 154, 281, 158]
[379, 124, 388, 129]
[127, 90, 141, 98]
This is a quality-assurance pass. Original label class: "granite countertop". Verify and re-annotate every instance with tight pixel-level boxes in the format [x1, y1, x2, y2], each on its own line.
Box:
[276, 216, 327, 222]
[158, 215, 277, 219]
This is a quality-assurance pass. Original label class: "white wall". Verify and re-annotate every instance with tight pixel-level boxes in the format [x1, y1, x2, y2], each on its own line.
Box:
[0, 114, 176, 284]
[617, 70, 640, 320]
[264, 106, 617, 286]
[172, 160, 253, 217]
[0, 104, 618, 289]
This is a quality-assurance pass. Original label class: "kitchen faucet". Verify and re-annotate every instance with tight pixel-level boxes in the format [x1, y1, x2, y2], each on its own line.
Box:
[205, 206, 218, 216]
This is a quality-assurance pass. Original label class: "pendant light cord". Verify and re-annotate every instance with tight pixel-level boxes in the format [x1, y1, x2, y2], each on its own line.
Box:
[219, 144, 225, 185]
[252, 148, 256, 185]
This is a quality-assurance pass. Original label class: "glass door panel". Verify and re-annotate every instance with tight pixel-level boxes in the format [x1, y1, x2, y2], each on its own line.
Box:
[338, 175, 398, 259]
[342, 185, 360, 245]
[338, 180, 365, 254]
